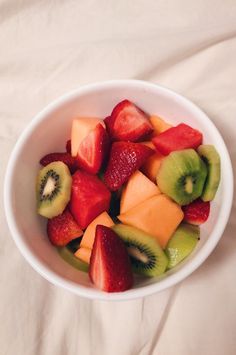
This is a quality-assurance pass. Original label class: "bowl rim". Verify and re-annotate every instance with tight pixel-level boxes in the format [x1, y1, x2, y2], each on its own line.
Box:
[4, 79, 234, 301]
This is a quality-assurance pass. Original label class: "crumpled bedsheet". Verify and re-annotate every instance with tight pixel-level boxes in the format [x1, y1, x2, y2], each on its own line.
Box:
[0, 1, 235, 354]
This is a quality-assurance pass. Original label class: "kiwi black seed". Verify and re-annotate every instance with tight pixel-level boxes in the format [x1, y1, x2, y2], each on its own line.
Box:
[112, 224, 168, 277]
[157, 149, 207, 206]
[36, 161, 72, 218]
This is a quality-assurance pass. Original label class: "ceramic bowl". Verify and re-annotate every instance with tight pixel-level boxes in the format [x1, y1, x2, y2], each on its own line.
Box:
[4, 80, 233, 300]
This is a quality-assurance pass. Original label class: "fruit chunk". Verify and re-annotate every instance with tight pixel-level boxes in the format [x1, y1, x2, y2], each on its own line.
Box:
[40, 152, 78, 173]
[71, 117, 105, 157]
[76, 123, 109, 174]
[152, 123, 203, 155]
[36, 161, 72, 218]
[58, 247, 89, 272]
[105, 99, 153, 142]
[104, 141, 154, 191]
[89, 225, 133, 292]
[197, 145, 221, 201]
[157, 149, 207, 205]
[47, 209, 83, 246]
[74, 247, 91, 264]
[113, 224, 168, 277]
[118, 194, 183, 248]
[69, 171, 111, 229]
[141, 150, 164, 183]
[150, 115, 172, 135]
[120, 170, 160, 214]
[66, 139, 71, 153]
[80, 211, 114, 249]
[165, 223, 199, 269]
[182, 199, 210, 225]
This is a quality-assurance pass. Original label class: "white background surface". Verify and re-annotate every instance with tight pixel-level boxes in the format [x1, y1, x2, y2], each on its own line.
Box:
[1, 1, 235, 354]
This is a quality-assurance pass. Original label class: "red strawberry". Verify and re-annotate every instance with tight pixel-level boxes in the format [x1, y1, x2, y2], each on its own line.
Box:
[105, 100, 153, 142]
[182, 199, 210, 225]
[89, 225, 133, 292]
[152, 123, 203, 156]
[69, 170, 111, 229]
[104, 142, 154, 191]
[66, 140, 71, 154]
[47, 209, 83, 246]
[77, 123, 109, 174]
[40, 152, 78, 173]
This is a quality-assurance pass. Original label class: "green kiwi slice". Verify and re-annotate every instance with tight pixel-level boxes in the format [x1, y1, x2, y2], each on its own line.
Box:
[57, 247, 89, 272]
[165, 223, 199, 269]
[156, 149, 207, 205]
[197, 145, 221, 201]
[36, 161, 72, 218]
[112, 224, 168, 277]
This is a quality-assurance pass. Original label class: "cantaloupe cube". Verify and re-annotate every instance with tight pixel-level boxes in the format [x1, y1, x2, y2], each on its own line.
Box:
[74, 247, 91, 264]
[141, 141, 155, 149]
[120, 170, 160, 214]
[80, 211, 114, 249]
[150, 115, 172, 135]
[71, 117, 105, 157]
[141, 151, 164, 182]
[118, 194, 183, 248]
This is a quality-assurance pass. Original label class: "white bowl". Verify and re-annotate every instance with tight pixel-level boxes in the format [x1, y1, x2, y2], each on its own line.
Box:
[4, 80, 233, 301]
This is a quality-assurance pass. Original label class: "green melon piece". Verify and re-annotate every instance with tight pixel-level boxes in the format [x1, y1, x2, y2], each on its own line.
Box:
[165, 223, 199, 269]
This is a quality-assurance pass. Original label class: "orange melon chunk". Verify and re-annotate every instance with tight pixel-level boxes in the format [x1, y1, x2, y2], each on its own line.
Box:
[80, 211, 114, 249]
[71, 117, 105, 157]
[141, 150, 164, 183]
[150, 115, 172, 135]
[141, 141, 155, 149]
[118, 194, 183, 248]
[120, 170, 160, 214]
[74, 247, 91, 264]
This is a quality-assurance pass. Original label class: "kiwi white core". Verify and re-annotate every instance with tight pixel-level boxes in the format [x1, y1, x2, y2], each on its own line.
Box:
[127, 246, 149, 264]
[43, 176, 57, 196]
[185, 177, 193, 194]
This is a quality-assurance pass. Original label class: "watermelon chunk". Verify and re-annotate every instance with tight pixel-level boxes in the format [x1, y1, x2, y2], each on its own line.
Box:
[69, 171, 111, 229]
[152, 123, 203, 156]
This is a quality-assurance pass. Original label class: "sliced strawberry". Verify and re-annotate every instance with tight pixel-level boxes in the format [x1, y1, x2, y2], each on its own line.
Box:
[66, 140, 71, 154]
[152, 123, 203, 155]
[76, 123, 109, 174]
[89, 225, 133, 292]
[47, 209, 83, 246]
[40, 152, 78, 173]
[69, 171, 111, 229]
[104, 142, 154, 191]
[105, 100, 153, 142]
[182, 199, 210, 225]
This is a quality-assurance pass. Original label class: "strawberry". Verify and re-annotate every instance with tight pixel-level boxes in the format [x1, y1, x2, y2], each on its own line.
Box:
[40, 152, 78, 173]
[47, 209, 83, 246]
[66, 140, 71, 154]
[152, 123, 203, 156]
[77, 123, 109, 174]
[69, 170, 111, 229]
[89, 225, 133, 292]
[104, 142, 154, 191]
[182, 199, 210, 225]
[105, 100, 153, 142]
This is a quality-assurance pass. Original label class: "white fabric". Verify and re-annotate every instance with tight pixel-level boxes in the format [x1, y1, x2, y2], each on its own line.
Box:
[1, 1, 236, 354]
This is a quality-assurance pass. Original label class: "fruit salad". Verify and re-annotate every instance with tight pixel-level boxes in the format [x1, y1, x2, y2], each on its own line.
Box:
[36, 99, 221, 293]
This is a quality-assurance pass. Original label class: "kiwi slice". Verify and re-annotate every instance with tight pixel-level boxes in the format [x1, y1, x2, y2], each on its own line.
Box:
[156, 149, 207, 205]
[57, 247, 89, 272]
[197, 145, 221, 201]
[112, 224, 168, 277]
[36, 161, 72, 218]
[165, 223, 199, 269]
